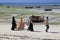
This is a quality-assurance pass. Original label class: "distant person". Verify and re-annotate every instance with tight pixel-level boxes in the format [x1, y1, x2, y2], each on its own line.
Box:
[45, 16, 49, 32]
[27, 18, 34, 31]
[11, 16, 17, 30]
[18, 18, 23, 30]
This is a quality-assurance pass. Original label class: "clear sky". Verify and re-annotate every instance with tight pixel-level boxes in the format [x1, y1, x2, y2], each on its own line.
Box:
[0, 0, 60, 4]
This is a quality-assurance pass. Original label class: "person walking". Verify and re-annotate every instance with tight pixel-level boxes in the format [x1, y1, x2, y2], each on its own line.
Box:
[45, 16, 49, 32]
[27, 17, 34, 31]
[18, 18, 23, 30]
[11, 16, 17, 30]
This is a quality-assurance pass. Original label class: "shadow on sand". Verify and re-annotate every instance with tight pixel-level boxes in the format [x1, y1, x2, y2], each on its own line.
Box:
[49, 32, 59, 33]
[33, 31, 41, 32]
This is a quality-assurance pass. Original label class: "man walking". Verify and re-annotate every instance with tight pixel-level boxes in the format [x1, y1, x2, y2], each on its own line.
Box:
[45, 16, 49, 32]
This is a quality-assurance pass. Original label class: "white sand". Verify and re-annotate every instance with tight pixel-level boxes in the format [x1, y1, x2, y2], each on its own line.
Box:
[0, 23, 60, 40]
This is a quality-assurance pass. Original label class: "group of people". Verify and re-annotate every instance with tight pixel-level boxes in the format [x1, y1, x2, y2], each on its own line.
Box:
[11, 16, 49, 32]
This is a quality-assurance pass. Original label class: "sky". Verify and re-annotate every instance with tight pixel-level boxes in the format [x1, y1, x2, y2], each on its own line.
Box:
[0, 0, 60, 4]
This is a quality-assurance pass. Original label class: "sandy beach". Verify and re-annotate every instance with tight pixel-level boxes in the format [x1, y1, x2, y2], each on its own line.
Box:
[0, 22, 60, 40]
[0, 6, 60, 40]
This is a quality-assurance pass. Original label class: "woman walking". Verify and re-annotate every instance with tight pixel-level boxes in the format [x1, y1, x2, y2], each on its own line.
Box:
[11, 16, 17, 30]
[27, 17, 34, 31]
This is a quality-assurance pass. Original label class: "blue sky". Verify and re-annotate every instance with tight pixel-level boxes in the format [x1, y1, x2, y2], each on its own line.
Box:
[0, 0, 60, 4]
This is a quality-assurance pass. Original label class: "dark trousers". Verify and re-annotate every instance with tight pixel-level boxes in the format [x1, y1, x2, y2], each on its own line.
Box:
[46, 25, 49, 32]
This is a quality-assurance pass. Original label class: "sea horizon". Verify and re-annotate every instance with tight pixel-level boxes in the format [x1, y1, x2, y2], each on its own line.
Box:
[0, 3, 60, 6]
